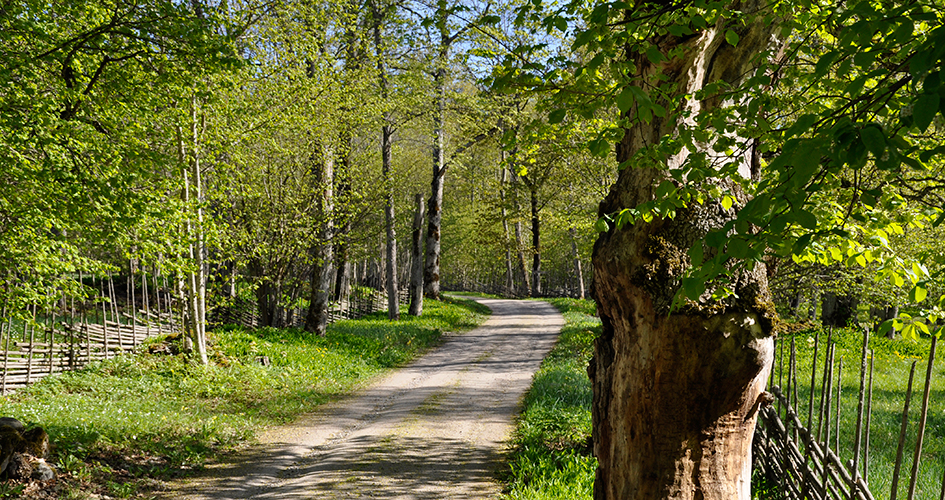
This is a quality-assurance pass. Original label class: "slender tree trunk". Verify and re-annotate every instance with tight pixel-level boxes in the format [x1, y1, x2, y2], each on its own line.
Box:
[305, 144, 334, 336]
[191, 95, 208, 364]
[409, 193, 425, 316]
[500, 166, 514, 296]
[333, 248, 350, 300]
[569, 226, 585, 300]
[509, 171, 531, 297]
[424, 61, 446, 300]
[529, 185, 541, 297]
[383, 122, 399, 319]
[590, 5, 778, 498]
[334, 136, 353, 301]
[176, 105, 206, 363]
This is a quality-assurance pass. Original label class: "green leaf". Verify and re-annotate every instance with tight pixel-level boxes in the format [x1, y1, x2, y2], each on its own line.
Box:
[655, 180, 675, 199]
[902, 323, 917, 340]
[721, 195, 734, 210]
[645, 45, 663, 65]
[913, 93, 940, 131]
[815, 51, 839, 77]
[785, 114, 818, 139]
[891, 271, 905, 287]
[595, 218, 610, 233]
[792, 233, 813, 255]
[860, 125, 885, 156]
[689, 242, 704, 264]
[616, 87, 634, 113]
[794, 210, 817, 230]
[725, 29, 739, 47]
[683, 277, 706, 300]
[548, 108, 567, 124]
[728, 237, 750, 259]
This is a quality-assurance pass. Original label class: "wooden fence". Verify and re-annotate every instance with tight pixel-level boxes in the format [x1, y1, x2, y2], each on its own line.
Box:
[754, 327, 943, 499]
[0, 310, 177, 395]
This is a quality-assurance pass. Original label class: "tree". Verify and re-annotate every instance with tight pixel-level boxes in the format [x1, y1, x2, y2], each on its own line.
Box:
[496, 0, 945, 495]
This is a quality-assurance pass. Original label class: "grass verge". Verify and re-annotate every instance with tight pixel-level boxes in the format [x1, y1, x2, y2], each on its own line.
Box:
[0, 296, 488, 499]
[502, 298, 599, 500]
[503, 303, 944, 500]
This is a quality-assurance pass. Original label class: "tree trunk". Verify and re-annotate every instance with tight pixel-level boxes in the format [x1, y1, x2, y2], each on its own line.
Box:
[176, 97, 207, 364]
[424, 62, 446, 300]
[370, 3, 399, 320]
[529, 185, 541, 297]
[821, 291, 858, 328]
[570, 226, 585, 300]
[501, 166, 515, 296]
[191, 95, 208, 364]
[509, 167, 531, 297]
[409, 193, 425, 316]
[334, 133, 353, 302]
[305, 144, 334, 336]
[590, 6, 778, 499]
[383, 121, 399, 320]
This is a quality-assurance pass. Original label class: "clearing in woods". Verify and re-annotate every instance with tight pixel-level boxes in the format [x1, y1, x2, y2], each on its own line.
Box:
[159, 296, 564, 499]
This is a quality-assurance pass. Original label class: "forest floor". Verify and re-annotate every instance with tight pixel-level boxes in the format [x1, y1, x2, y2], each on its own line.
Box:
[156, 297, 564, 500]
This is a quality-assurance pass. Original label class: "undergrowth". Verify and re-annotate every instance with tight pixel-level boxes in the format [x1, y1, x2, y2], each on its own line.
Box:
[0, 296, 487, 499]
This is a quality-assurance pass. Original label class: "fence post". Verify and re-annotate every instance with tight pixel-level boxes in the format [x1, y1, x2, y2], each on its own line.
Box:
[852, 327, 870, 495]
[864, 348, 874, 485]
[890, 360, 918, 500]
[906, 335, 937, 500]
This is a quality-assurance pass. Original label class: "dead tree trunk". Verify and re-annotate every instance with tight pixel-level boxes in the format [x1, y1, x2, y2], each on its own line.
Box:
[590, 5, 778, 499]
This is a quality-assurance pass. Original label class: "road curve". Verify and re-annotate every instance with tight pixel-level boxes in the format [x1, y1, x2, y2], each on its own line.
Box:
[160, 297, 564, 500]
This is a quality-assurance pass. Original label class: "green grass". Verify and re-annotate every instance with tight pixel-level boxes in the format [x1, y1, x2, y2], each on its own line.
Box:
[0, 296, 488, 499]
[770, 326, 945, 499]
[504, 303, 945, 499]
[502, 298, 599, 500]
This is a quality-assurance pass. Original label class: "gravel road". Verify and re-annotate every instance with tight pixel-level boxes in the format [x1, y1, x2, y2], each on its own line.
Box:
[160, 297, 564, 500]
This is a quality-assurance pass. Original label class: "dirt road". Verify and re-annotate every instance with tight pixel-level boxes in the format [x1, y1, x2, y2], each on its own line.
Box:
[161, 297, 564, 499]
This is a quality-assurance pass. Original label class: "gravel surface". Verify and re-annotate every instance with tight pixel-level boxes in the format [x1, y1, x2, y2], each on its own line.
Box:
[159, 297, 564, 500]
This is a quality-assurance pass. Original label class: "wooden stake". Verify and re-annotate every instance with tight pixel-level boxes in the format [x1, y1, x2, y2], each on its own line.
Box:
[852, 327, 870, 493]
[907, 335, 937, 500]
[890, 360, 917, 500]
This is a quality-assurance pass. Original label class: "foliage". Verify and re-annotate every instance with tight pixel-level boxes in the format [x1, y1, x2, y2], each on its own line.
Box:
[0, 0, 244, 309]
[493, 0, 945, 336]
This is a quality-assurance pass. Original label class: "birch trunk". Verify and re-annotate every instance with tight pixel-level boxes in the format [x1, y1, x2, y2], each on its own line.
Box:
[190, 95, 208, 365]
[590, 5, 778, 498]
